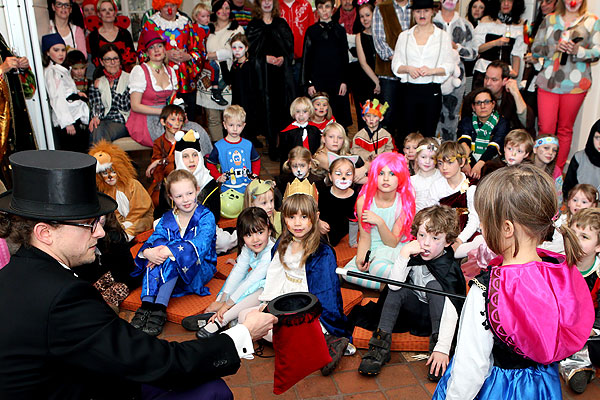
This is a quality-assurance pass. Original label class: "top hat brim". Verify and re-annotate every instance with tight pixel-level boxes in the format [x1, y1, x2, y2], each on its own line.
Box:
[0, 190, 117, 221]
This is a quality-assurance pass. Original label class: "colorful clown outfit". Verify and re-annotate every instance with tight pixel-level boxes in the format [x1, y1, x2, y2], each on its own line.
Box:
[432, 249, 595, 400]
[140, 11, 203, 96]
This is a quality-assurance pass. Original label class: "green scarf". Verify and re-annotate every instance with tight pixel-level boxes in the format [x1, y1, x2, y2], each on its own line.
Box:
[472, 111, 499, 161]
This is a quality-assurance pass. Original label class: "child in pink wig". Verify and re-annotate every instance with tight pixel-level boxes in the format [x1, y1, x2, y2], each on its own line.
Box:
[341, 152, 416, 290]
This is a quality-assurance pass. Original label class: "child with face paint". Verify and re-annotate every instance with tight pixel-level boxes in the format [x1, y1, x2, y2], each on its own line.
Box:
[309, 92, 336, 131]
[90, 141, 154, 241]
[314, 122, 368, 184]
[280, 97, 323, 169]
[146, 104, 186, 217]
[318, 154, 361, 247]
[226, 33, 260, 147]
[276, 146, 322, 199]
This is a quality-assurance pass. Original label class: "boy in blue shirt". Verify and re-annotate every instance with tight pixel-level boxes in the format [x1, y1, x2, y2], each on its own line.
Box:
[207, 105, 260, 193]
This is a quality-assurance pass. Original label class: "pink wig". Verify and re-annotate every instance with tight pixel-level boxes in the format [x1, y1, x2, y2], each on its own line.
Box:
[357, 152, 415, 241]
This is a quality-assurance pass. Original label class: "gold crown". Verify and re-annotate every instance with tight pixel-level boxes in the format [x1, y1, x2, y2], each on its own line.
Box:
[283, 178, 318, 201]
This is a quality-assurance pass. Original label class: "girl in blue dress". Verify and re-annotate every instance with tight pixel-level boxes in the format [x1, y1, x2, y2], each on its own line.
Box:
[433, 164, 594, 399]
[131, 169, 217, 336]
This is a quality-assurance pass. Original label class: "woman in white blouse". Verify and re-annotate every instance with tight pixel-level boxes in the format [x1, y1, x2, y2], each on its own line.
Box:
[391, 0, 456, 138]
[125, 30, 178, 147]
[472, 0, 527, 87]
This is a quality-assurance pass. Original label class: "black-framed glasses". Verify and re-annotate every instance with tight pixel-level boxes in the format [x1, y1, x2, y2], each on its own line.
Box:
[55, 2, 72, 9]
[474, 99, 494, 106]
[53, 216, 105, 233]
[102, 57, 120, 63]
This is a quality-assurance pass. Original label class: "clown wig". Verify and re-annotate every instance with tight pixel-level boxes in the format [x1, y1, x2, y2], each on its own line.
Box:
[152, 0, 182, 10]
[357, 152, 415, 241]
[89, 140, 137, 193]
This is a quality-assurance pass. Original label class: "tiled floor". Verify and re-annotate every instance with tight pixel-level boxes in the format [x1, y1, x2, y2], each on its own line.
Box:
[122, 119, 600, 398]
[121, 309, 600, 399]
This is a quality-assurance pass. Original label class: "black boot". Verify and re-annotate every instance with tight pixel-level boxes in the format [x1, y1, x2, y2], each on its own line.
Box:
[320, 334, 350, 376]
[358, 329, 392, 376]
[210, 88, 228, 106]
[568, 369, 594, 394]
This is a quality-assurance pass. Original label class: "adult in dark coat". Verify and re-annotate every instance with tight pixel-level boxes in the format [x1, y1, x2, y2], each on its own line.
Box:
[0, 150, 276, 399]
[246, 0, 296, 161]
[302, 0, 352, 128]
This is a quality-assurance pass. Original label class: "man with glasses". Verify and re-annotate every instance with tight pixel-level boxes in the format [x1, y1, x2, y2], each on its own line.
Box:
[0, 150, 276, 399]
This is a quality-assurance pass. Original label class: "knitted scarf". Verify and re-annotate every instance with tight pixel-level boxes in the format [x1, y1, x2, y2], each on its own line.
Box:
[472, 111, 499, 160]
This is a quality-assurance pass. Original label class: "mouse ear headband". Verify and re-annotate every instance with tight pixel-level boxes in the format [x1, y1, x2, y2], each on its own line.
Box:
[327, 152, 359, 167]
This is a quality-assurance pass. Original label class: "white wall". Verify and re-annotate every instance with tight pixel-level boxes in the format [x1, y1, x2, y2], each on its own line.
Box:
[0, 0, 54, 149]
[571, 1, 600, 156]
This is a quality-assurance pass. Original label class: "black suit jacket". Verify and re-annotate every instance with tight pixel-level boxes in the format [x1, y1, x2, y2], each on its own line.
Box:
[0, 246, 240, 399]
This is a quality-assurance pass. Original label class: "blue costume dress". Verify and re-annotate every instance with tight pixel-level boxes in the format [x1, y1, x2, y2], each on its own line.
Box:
[267, 240, 351, 339]
[433, 251, 595, 400]
[216, 240, 275, 304]
[133, 204, 217, 300]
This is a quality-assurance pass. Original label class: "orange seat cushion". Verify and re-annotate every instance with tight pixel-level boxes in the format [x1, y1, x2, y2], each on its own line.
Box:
[218, 218, 237, 229]
[351, 298, 429, 351]
[120, 278, 226, 324]
[334, 235, 357, 267]
[215, 253, 237, 279]
[341, 287, 363, 315]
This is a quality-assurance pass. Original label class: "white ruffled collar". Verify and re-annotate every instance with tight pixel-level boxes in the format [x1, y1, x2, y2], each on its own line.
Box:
[151, 12, 189, 31]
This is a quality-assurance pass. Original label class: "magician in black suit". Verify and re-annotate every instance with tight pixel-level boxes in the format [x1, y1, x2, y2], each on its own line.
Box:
[0, 150, 276, 399]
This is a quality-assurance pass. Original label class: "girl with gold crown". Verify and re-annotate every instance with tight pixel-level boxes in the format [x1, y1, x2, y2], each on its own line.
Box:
[238, 179, 351, 376]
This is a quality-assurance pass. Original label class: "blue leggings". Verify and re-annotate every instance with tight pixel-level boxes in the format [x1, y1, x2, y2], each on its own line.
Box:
[142, 277, 178, 307]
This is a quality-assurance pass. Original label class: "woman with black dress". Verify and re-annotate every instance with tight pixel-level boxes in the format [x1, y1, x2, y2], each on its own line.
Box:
[246, 0, 296, 161]
[354, 2, 380, 130]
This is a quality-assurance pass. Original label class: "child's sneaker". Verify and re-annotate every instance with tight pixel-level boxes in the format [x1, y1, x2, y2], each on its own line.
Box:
[320, 334, 349, 376]
[142, 309, 167, 337]
[568, 369, 594, 394]
[211, 88, 228, 106]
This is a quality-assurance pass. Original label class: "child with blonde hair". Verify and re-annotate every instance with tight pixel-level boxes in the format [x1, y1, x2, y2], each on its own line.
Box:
[433, 164, 594, 399]
[533, 134, 563, 204]
[411, 138, 442, 212]
[243, 179, 282, 236]
[280, 97, 322, 168]
[314, 122, 368, 183]
[206, 105, 260, 194]
[131, 170, 217, 336]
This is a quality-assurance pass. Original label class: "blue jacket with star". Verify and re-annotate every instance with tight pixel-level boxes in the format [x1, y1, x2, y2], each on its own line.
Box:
[271, 239, 351, 339]
[133, 204, 217, 298]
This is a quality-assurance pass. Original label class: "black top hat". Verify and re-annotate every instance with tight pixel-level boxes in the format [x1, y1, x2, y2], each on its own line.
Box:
[409, 0, 435, 9]
[0, 151, 117, 221]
